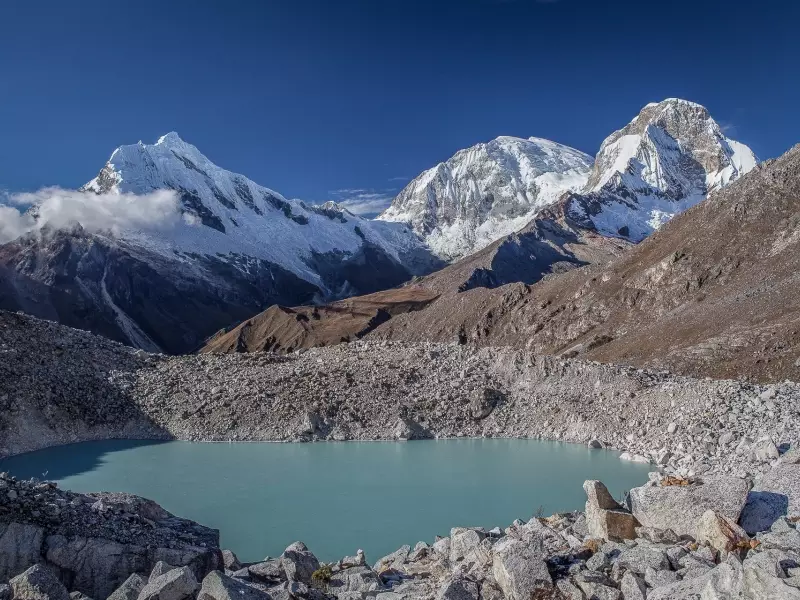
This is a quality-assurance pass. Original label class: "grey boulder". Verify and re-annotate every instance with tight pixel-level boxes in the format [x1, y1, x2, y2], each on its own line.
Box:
[197, 571, 272, 600]
[437, 575, 479, 600]
[628, 476, 750, 537]
[9, 564, 69, 600]
[107, 574, 147, 600]
[137, 567, 199, 600]
[449, 530, 484, 564]
[328, 566, 381, 594]
[491, 539, 552, 600]
[584, 480, 639, 541]
[280, 543, 320, 583]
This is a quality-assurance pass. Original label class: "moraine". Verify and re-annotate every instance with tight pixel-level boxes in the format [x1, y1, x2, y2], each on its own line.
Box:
[0, 438, 652, 562]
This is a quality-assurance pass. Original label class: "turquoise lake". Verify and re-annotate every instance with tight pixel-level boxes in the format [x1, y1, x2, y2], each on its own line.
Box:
[1, 439, 652, 562]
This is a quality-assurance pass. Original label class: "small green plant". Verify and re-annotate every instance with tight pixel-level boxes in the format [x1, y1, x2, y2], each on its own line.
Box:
[311, 564, 333, 591]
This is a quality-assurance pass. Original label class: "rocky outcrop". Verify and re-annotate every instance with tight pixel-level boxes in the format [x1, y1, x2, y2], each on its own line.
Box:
[0, 474, 220, 600]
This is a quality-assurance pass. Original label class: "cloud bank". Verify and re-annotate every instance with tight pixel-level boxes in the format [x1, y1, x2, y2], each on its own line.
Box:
[330, 188, 395, 217]
[0, 188, 183, 244]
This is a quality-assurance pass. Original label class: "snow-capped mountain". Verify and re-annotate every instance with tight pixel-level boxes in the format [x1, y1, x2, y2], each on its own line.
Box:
[83, 132, 437, 288]
[0, 134, 441, 353]
[378, 136, 593, 260]
[565, 98, 757, 240]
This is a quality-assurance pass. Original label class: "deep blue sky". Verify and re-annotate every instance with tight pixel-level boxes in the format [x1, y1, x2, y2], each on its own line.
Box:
[1, 0, 798, 214]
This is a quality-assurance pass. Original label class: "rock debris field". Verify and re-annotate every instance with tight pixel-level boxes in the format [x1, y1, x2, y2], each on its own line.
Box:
[2, 309, 800, 599]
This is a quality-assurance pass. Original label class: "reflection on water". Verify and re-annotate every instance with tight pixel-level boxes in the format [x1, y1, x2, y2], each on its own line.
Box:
[2, 439, 652, 562]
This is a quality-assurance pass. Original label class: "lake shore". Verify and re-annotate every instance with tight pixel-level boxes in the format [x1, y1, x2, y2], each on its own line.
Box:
[3, 310, 799, 482]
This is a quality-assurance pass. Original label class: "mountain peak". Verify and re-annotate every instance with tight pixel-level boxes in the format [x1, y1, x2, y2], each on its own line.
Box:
[378, 136, 593, 260]
[569, 98, 757, 241]
[156, 131, 185, 146]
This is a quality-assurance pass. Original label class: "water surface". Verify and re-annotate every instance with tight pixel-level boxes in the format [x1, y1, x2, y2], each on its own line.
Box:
[1, 439, 651, 562]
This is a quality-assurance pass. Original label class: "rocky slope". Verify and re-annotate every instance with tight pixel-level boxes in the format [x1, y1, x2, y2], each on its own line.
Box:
[378, 136, 593, 261]
[200, 287, 439, 354]
[0, 134, 441, 353]
[371, 143, 800, 382]
[198, 202, 631, 354]
[3, 310, 799, 482]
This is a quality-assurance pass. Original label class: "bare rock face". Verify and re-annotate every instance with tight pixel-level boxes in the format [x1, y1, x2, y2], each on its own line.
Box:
[0, 523, 43, 583]
[0, 474, 221, 600]
[583, 480, 640, 541]
[628, 476, 751, 538]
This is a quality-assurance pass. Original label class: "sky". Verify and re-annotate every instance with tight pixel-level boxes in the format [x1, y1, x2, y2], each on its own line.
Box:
[1, 0, 798, 216]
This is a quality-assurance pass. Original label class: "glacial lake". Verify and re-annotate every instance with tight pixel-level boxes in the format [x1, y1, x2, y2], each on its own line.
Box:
[1, 439, 652, 562]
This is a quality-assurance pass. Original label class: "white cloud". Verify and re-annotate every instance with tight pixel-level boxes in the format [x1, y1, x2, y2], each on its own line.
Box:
[0, 187, 183, 244]
[329, 188, 396, 217]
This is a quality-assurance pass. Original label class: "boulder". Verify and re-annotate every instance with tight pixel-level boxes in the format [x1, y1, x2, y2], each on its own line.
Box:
[555, 579, 584, 600]
[695, 510, 749, 553]
[247, 560, 284, 583]
[491, 539, 552, 600]
[613, 546, 670, 576]
[373, 545, 409, 572]
[0, 584, 10, 600]
[470, 388, 504, 420]
[149, 562, 177, 582]
[328, 566, 381, 594]
[9, 565, 69, 600]
[751, 436, 780, 463]
[628, 476, 750, 537]
[449, 530, 484, 564]
[620, 572, 646, 600]
[340, 550, 366, 568]
[575, 579, 620, 600]
[137, 567, 199, 600]
[743, 561, 800, 599]
[436, 575, 479, 600]
[740, 462, 800, 534]
[280, 543, 320, 583]
[197, 571, 271, 600]
[220, 551, 241, 572]
[648, 561, 741, 600]
[583, 481, 639, 541]
[107, 574, 147, 600]
[68, 593, 91, 600]
[0, 523, 44, 582]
